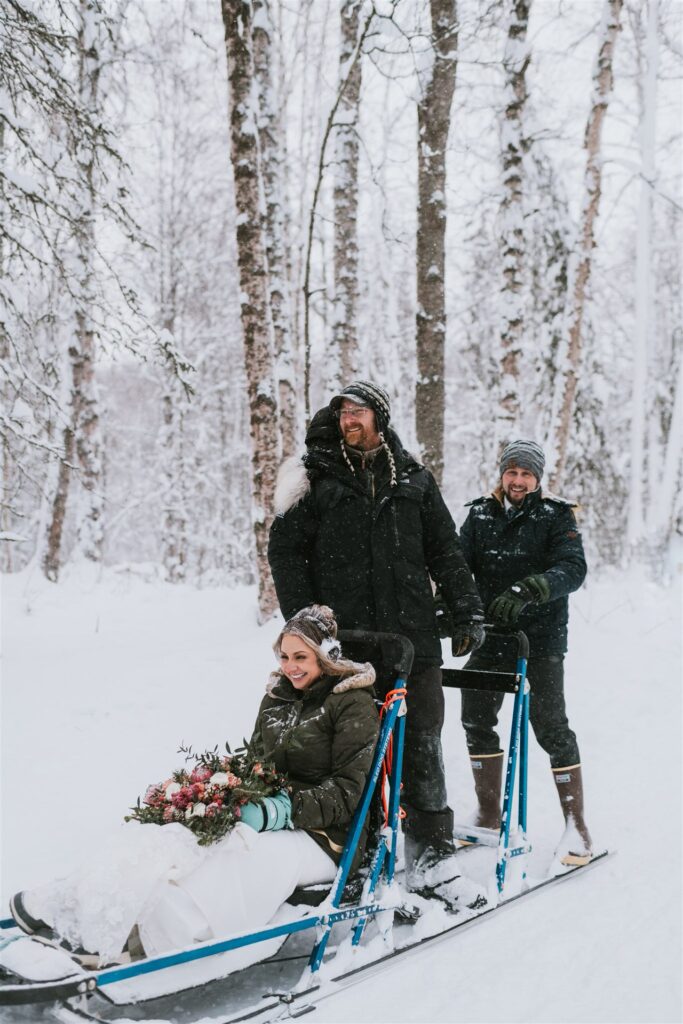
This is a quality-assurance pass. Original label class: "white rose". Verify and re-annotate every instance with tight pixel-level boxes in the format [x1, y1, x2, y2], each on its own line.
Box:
[209, 772, 229, 786]
[185, 807, 192, 819]
[165, 782, 181, 801]
[191, 802, 207, 818]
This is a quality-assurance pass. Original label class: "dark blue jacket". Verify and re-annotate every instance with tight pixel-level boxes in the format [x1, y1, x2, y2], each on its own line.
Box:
[460, 487, 587, 656]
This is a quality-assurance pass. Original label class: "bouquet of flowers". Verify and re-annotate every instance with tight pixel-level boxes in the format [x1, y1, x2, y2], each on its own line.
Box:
[125, 744, 288, 846]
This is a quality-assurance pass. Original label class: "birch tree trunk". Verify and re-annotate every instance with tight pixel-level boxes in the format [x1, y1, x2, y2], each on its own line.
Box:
[650, 344, 682, 541]
[221, 0, 279, 621]
[43, 0, 106, 579]
[332, 0, 362, 386]
[302, 4, 374, 422]
[548, 0, 623, 490]
[497, 0, 531, 446]
[161, 390, 187, 583]
[43, 429, 75, 581]
[290, 0, 323, 409]
[71, 0, 105, 563]
[252, 0, 298, 459]
[415, 0, 458, 485]
[627, 0, 657, 546]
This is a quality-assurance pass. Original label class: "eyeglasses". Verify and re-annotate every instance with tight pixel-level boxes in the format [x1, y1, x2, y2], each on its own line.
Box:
[337, 407, 372, 419]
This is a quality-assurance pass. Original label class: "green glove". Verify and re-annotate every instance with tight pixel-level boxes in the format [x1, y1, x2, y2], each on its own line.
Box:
[239, 791, 292, 832]
[488, 575, 550, 625]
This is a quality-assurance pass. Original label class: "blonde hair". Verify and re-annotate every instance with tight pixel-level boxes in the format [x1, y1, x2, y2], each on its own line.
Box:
[274, 604, 365, 680]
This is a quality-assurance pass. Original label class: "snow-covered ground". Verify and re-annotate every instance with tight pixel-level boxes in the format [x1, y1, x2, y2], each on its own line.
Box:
[1, 564, 681, 1023]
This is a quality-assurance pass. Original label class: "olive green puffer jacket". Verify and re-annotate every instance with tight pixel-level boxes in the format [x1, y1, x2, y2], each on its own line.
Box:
[248, 666, 380, 872]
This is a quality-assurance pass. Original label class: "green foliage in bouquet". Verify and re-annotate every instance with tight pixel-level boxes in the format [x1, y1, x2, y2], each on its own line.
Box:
[125, 743, 288, 846]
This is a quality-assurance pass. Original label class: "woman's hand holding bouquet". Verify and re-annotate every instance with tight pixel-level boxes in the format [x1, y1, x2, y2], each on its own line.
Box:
[126, 745, 289, 845]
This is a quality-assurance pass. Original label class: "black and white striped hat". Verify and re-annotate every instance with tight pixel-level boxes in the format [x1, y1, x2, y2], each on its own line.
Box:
[329, 381, 391, 430]
[499, 440, 545, 481]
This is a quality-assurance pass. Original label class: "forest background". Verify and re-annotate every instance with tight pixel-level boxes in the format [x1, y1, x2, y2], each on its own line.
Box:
[1, 0, 681, 615]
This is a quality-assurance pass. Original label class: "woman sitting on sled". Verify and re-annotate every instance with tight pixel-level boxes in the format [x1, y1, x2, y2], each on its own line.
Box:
[9, 605, 379, 968]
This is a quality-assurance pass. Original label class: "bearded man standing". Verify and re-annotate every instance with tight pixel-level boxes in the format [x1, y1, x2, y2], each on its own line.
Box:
[459, 440, 593, 865]
[268, 381, 485, 903]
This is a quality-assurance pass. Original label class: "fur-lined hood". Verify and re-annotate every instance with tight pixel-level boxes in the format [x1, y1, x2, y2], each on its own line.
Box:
[265, 661, 376, 697]
[274, 455, 309, 516]
[274, 405, 423, 516]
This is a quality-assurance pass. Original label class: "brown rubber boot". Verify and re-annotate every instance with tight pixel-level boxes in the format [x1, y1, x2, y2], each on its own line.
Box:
[552, 763, 593, 866]
[470, 752, 504, 830]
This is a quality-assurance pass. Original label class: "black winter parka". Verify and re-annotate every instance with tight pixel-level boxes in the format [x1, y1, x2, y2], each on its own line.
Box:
[460, 487, 587, 656]
[248, 667, 379, 871]
[268, 410, 483, 668]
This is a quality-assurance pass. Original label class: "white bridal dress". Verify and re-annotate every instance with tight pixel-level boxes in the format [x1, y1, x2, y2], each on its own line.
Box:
[16, 820, 336, 999]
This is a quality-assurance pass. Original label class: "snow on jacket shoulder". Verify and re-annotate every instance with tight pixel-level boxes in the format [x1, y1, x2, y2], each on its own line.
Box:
[460, 487, 587, 656]
[248, 666, 379, 871]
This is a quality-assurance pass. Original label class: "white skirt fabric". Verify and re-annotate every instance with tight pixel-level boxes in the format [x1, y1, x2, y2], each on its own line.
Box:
[25, 822, 336, 962]
[138, 824, 337, 957]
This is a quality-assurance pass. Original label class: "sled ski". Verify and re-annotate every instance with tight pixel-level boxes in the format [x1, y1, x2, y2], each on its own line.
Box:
[0, 851, 611, 1023]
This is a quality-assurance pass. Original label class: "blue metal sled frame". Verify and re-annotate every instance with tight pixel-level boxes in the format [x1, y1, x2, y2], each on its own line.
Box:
[447, 628, 531, 893]
[0, 630, 415, 1001]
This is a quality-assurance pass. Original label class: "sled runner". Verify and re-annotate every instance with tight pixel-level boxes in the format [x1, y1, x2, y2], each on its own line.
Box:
[0, 628, 609, 1023]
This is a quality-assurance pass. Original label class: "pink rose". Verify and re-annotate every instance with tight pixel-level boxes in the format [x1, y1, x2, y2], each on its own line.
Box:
[171, 789, 192, 810]
[144, 784, 163, 806]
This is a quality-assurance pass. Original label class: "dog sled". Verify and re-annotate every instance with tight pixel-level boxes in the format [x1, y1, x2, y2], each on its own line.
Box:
[0, 628, 609, 1023]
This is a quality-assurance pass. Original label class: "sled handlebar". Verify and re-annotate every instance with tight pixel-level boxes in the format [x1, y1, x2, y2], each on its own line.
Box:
[480, 626, 529, 660]
[337, 630, 414, 678]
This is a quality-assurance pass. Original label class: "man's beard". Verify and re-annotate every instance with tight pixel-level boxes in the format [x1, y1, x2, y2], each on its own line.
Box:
[343, 426, 372, 450]
[504, 485, 538, 506]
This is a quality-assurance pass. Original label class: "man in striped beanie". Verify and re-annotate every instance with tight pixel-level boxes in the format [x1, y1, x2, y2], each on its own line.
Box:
[458, 440, 593, 867]
[499, 440, 545, 496]
[328, 381, 398, 486]
[269, 380, 487, 908]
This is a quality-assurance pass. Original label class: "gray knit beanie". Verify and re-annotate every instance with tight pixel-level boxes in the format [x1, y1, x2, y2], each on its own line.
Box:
[499, 440, 545, 482]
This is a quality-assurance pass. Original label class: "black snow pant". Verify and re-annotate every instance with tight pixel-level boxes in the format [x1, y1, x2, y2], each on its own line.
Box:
[376, 663, 450, 815]
[374, 664, 455, 860]
[377, 664, 449, 813]
[402, 665, 449, 813]
[460, 652, 581, 769]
